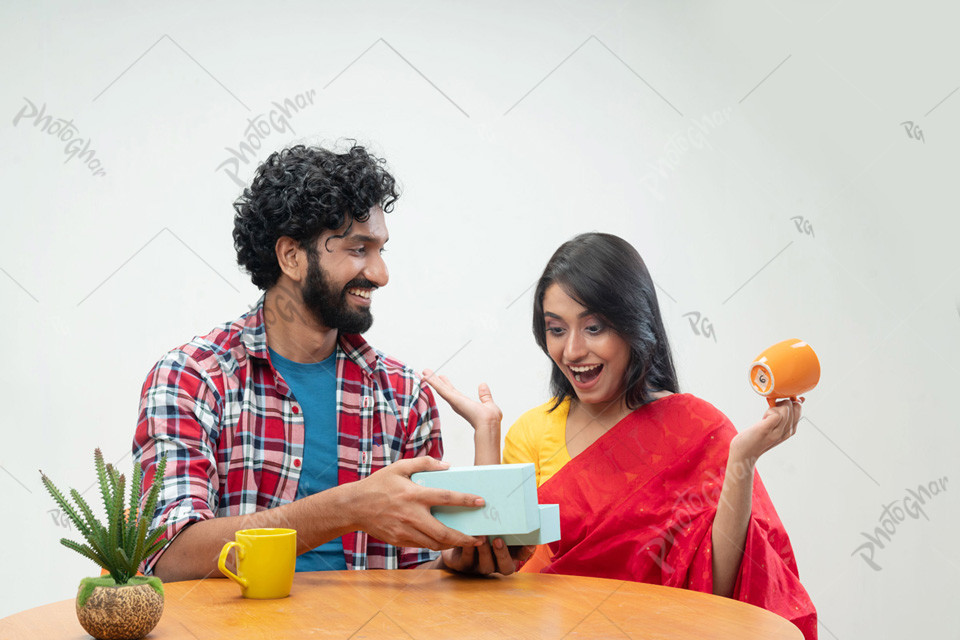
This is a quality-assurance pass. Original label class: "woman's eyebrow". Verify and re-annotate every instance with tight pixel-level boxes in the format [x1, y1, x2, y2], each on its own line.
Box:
[544, 311, 594, 319]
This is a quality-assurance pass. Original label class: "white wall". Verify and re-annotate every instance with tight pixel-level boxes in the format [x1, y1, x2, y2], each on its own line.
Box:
[2, 2, 957, 637]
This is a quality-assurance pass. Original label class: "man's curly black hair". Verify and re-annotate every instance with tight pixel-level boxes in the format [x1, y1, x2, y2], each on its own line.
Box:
[232, 143, 399, 290]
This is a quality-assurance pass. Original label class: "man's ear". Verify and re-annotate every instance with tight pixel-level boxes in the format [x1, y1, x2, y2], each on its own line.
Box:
[275, 236, 308, 283]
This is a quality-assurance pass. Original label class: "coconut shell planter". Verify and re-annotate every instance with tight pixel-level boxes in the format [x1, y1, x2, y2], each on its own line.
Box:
[41, 449, 169, 640]
[77, 576, 164, 640]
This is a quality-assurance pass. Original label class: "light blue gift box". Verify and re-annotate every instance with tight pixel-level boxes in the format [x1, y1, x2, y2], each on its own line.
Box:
[499, 504, 561, 546]
[410, 463, 540, 535]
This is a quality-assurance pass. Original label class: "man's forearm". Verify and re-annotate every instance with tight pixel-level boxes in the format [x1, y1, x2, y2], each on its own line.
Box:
[415, 556, 445, 570]
[153, 482, 358, 582]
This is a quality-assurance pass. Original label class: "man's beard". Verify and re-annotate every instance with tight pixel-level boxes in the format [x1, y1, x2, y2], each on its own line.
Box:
[301, 252, 375, 334]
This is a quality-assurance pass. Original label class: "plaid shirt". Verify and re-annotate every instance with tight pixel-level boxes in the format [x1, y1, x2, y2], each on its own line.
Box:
[132, 296, 442, 574]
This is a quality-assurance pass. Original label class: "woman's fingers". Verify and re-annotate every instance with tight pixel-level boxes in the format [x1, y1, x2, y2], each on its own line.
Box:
[739, 398, 805, 461]
[760, 407, 785, 432]
[421, 369, 442, 391]
[455, 543, 476, 571]
[475, 541, 496, 575]
[422, 369, 447, 392]
[756, 401, 796, 447]
[770, 399, 802, 441]
[478, 383, 494, 404]
[478, 383, 503, 421]
[422, 370, 501, 425]
[491, 538, 515, 575]
[516, 545, 537, 564]
[422, 369, 463, 405]
[424, 370, 466, 401]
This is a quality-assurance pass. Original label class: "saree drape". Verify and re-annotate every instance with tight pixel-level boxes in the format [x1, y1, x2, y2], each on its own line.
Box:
[524, 394, 817, 640]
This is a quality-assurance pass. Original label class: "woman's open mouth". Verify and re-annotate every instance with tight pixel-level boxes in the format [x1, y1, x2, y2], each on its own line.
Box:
[568, 363, 603, 387]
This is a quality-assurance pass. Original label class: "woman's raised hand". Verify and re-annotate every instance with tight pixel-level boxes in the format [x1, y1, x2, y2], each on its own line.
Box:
[421, 370, 503, 431]
[730, 398, 803, 464]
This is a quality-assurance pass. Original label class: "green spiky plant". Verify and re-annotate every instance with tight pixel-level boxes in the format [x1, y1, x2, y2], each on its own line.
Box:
[40, 449, 168, 590]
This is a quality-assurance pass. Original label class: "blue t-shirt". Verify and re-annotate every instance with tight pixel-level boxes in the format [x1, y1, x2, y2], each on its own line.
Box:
[268, 347, 347, 571]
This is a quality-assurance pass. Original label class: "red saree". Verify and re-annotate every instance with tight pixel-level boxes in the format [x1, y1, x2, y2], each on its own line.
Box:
[527, 394, 817, 640]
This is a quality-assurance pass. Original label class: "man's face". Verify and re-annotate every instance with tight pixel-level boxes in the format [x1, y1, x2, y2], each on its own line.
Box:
[301, 207, 389, 334]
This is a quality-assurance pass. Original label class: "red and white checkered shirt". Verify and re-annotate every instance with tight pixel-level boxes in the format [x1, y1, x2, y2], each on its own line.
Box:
[132, 296, 442, 573]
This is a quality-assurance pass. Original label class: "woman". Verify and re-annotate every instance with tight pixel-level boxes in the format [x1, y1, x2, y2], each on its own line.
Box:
[424, 232, 817, 640]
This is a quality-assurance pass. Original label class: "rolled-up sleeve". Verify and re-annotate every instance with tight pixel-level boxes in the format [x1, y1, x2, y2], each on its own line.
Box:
[133, 350, 223, 575]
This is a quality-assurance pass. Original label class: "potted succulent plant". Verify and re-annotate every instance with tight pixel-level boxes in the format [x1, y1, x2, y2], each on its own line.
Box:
[40, 449, 167, 640]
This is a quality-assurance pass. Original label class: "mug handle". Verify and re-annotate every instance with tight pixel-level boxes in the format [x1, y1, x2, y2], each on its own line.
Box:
[767, 395, 805, 408]
[218, 541, 248, 588]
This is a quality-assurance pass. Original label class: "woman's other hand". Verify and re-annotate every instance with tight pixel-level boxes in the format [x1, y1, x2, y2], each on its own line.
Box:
[422, 370, 502, 465]
[730, 398, 802, 464]
[441, 539, 536, 576]
[422, 370, 503, 431]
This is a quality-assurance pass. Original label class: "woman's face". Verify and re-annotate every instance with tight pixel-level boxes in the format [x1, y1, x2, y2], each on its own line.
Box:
[542, 283, 632, 409]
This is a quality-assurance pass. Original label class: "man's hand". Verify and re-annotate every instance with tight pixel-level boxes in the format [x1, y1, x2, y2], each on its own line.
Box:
[441, 539, 536, 576]
[349, 457, 485, 551]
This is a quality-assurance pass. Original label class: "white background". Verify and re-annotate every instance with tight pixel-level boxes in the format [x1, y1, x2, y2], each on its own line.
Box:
[1, 2, 958, 638]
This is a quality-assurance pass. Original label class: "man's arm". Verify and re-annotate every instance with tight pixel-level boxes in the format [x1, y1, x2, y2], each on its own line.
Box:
[155, 483, 354, 582]
[155, 456, 485, 582]
[136, 352, 484, 582]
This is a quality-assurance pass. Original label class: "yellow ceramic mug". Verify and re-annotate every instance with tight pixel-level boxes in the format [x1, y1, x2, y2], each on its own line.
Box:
[218, 528, 297, 599]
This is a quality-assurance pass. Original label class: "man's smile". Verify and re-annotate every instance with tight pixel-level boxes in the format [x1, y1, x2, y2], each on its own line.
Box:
[347, 287, 375, 304]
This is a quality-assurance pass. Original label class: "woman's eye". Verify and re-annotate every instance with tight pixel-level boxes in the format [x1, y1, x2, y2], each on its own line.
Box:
[586, 324, 604, 334]
[352, 247, 366, 255]
[546, 327, 565, 336]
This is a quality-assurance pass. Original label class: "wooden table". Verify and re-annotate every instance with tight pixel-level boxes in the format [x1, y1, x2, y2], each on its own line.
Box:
[0, 570, 802, 639]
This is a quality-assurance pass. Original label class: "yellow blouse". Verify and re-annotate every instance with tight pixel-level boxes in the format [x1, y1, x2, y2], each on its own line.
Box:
[502, 398, 573, 487]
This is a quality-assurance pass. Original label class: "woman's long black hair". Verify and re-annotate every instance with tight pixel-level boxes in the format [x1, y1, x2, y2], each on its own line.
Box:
[533, 232, 680, 411]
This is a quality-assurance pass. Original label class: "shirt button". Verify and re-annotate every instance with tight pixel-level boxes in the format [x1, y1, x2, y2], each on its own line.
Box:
[291, 405, 300, 414]
[293, 458, 302, 468]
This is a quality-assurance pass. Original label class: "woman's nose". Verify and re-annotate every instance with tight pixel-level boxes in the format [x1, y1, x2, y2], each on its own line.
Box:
[564, 332, 587, 361]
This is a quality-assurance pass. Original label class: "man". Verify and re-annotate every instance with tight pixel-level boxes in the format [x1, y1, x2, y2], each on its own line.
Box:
[133, 143, 525, 580]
